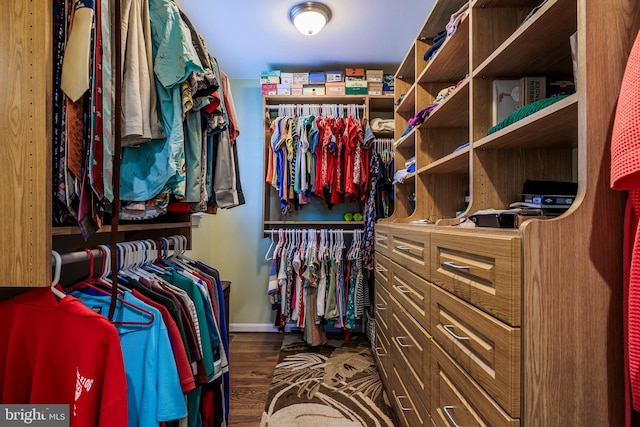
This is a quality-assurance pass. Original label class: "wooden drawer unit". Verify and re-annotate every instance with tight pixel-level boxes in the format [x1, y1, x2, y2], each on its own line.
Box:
[390, 257, 431, 334]
[374, 323, 392, 387]
[387, 225, 430, 277]
[375, 226, 391, 257]
[375, 252, 392, 291]
[430, 230, 521, 327]
[374, 285, 392, 337]
[431, 285, 521, 418]
[432, 342, 519, 427]
[391, 365, 430, 427]
[391, 300, 431, 412]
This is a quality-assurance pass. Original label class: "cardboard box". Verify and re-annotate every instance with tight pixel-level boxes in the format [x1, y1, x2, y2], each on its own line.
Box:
[326, 70, 343, 82]
[280, 72, 294, 85]
[277, 84, 291, 96]
[293, 73, 309, 85]
[303, 84, 325, 96]
[345, 68, 365, 77]
[368, 83, 383, 95]
[345, 80, 368, 88]
[492, 79, 520, 125]
[366, 69, 384, 82]
[345, 86, 368, 95]
[309, 72, 326, 84]
[291, 83, 303, 96]
[261, 83, 278, 96]
[345, 75, 366, 82]
[383, 90, 394, 96]
[325, 82, 345, 95]
[260, 70, 280, 84]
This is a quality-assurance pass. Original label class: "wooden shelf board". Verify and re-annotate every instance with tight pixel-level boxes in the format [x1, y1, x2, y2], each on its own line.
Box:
[418, 0, 469, 40]
[396, 44, 416, 82]
[420, 78, 470, 128]
[264, 95, 367, 105]
[52, 221, 192, 236]
[417, 145, 470, 174]
[475, 93, 578, 150]
[473, 0, 542, 7]
[396, 84, 416, 116]
[395, 128, 417, 149]
[418, 15, 470, 83]
[369, 95, 396, 112]
[474, 0, 577, 77]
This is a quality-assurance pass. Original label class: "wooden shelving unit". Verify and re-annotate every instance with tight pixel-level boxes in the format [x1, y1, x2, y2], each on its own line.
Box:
[375, 0, 640, 426]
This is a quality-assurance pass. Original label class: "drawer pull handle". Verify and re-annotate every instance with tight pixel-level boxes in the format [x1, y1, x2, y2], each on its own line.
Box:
[443, 325, 470, 341]
[375, 267, 385, 272]
[443, 261, 470, 270]
[396, 285, 411, 294]
[395, 336, 412, 348]
[376, 237, 384, 242]
[374, 347, 386, 357]
[375, 303, 386, 311]
[396, 395, 414, 411]
[395, 245, 411, 251]
[443, 406, 463, 427]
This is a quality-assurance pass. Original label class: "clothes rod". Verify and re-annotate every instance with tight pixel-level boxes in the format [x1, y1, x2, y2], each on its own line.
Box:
[265, 104, 366, 110]
[57, 240, 179, 266]
[264, 229, 362, 235]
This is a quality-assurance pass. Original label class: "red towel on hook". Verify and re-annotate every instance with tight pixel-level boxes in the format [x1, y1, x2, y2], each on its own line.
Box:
[611, 29, 640, 427]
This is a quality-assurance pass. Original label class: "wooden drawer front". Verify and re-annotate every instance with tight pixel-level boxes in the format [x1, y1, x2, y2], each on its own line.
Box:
[375, 226, 391, 256]
[375, 253, 392, 291]
[432, 342, 519, 427]
[375, 285, 391, 336]
[391, 302, 431, 401]
[390, 258, 431, 333]
[391, 365, 430, 427]
[388, 226, 430, 277]
[431, 285, 521, 418]
[431, 231, 521, 327]
[374, 325, 392, 387]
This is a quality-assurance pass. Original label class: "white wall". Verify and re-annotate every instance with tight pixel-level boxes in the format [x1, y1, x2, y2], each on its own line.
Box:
[189, 79, 274, 329]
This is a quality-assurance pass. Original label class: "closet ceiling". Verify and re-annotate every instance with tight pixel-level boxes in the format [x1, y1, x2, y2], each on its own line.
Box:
[180, 0, 435, 79]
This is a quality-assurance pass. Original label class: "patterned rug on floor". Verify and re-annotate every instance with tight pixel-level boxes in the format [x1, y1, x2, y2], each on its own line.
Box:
[260, 334, 396, 427]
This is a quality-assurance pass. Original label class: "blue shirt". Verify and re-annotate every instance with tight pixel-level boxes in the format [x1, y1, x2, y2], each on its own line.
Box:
[71, 290, 187, 427]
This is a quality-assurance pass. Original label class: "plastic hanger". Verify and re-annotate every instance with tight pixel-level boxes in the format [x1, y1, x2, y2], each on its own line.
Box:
[51, 250, 66, 300]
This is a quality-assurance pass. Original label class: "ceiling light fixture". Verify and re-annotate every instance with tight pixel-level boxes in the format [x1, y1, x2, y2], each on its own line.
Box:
[289, 2, 332, 36]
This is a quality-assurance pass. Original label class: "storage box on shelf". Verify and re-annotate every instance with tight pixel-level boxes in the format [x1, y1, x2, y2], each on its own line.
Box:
[375, 0, 639, 425]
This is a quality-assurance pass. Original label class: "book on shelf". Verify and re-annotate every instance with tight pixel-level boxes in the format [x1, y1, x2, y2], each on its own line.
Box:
[518, 76, 546, 107]
[510, 201, 571, 210]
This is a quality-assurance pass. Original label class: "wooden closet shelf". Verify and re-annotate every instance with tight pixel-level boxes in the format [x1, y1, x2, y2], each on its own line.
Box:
[416, 145, 470, 175]
[475, 93, 578, 150]
[395, 128, 416, 149]
[419, 78, 470, 129]
[418, 14, 469, 83]
[395, 85, 416, 116]
[52, 221, 192, 236]
[474, 0, 577, 77]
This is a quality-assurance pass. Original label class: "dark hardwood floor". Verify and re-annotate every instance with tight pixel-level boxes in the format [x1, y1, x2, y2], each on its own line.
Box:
[228, 332, 283, 427]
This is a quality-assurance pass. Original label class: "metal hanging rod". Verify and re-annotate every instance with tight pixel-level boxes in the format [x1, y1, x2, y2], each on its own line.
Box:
[264, 229, 362, 235]
[265, 104, 366, 110]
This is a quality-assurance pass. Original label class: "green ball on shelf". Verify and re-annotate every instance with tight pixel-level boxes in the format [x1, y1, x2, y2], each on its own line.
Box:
[343, 213, 354, 221]
[353, 213, 363, 221]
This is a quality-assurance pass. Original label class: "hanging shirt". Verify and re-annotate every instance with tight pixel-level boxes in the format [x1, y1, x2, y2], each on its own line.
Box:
[70, 290, 187, 427]
[0, 288, 128, 427]
[119, 0, 203, 201]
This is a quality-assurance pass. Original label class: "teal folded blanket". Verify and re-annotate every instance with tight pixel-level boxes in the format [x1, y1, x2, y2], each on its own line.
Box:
[487, 93, 571, 135]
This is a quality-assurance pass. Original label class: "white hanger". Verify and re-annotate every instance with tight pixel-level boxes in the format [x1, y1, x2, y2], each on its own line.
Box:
[264, 232, 276, 261]
[51, 250, 66, 299]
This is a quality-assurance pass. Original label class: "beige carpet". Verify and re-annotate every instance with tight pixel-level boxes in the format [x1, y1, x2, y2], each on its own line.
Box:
[260, 334, 396, 427]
